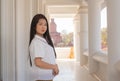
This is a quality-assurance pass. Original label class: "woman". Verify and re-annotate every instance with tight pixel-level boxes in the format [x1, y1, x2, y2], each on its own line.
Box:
[29, 14, 59, 81]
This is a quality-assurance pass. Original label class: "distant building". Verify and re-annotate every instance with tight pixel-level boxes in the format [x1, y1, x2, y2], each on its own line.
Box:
[49, 18, 62, 46]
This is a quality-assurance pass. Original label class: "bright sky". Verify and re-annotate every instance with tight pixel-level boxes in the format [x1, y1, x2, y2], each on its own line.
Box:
[54, 7, 107, 33]
[54, 18, 74, 33]
[101, 7, 107, 28]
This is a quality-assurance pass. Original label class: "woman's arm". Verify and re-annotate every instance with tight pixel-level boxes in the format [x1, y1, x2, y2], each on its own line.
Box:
[34, 57, 59, 75]
[34, 57, 56, 69]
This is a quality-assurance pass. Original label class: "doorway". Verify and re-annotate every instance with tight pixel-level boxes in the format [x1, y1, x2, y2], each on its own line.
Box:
[49, 17, 75, 81]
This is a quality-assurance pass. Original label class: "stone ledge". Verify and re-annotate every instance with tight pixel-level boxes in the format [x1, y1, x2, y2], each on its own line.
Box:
[115, 60, 120, 72]
[93, 51, 108, 64]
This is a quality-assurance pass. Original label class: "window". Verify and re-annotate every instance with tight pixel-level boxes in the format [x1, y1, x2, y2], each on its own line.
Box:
[101, 7, 107, 52]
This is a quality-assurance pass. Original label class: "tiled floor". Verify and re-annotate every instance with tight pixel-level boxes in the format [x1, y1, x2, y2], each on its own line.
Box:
[53, 59, 97, 81]
[53, 59, 75, 81]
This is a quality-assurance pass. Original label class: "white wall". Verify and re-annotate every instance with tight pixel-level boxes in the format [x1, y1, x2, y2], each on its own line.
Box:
[0, 0, 32, 81]
[0, 0, 1, 80]
[1, 0, 16, 81]
[15, 0, 31, 81]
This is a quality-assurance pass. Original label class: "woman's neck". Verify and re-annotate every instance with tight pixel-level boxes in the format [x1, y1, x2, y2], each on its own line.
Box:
[36, 33, 43, 37]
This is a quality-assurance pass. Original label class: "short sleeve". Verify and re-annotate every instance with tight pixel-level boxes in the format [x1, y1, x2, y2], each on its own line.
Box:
[33, 41, 45, 58]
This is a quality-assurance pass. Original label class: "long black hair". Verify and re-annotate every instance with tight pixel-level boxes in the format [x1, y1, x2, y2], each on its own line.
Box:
[29, 14, 56, 66]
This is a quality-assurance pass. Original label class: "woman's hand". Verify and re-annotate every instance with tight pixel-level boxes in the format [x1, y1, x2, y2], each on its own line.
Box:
[34, 58, 59, 76]
[52, 64, 59, 76]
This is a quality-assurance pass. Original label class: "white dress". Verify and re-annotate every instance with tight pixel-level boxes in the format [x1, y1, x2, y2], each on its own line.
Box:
[29, 35, 56, 81]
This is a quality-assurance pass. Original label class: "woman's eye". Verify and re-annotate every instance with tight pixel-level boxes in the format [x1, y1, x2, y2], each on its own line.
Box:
[44, 24, 47, 26]
[38, 23, 47, 26]
[38, 23, 42, 26]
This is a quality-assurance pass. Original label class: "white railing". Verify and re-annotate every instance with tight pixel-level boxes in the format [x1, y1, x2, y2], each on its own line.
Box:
[93, 51, 108, 64]
[83, 50, 108, 81]
[55, 47, 71, 59]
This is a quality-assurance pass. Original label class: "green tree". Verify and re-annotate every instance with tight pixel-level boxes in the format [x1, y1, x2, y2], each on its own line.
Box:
[61, 30, 73, 47]
[101, 27, 107, 50]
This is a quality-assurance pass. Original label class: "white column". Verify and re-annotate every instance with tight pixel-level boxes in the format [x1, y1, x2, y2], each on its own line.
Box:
[31, 0, 46, 16]
[29, 0, 33, 20]
[32, 0, 38, 16]
[107, 0, 120, 81]
[38, 0, 46, 14]
[25, 0, 32, 81]
[88, 0, 101, 73]
[0, 0, 1, 80]
[74, 14, 80, 62]
[16, 0, 31, 81]
[1, 0, 16, 81]
[79, 0, 88, 66]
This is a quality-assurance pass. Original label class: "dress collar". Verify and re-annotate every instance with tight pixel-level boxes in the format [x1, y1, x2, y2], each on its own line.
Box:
[35, 34, 47, 43]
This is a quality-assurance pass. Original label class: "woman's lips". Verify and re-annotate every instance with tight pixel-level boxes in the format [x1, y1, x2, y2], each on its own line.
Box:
[42, 30, 45, 32]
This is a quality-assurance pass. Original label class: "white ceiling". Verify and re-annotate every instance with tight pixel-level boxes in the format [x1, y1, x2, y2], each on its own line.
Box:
[45, 0, 106, 18]
[45, 0, 81, 18]
[46, 0, 82, 5]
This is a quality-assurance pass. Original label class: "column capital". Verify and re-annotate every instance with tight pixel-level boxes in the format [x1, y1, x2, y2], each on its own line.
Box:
[88, 0, 104, 5]
[37, 0, 46, 14]
[74, 13, 80, 21]
[79, 0, 88, 14]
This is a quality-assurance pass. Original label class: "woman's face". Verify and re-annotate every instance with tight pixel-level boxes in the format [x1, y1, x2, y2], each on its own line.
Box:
[36, 19, 47, 36]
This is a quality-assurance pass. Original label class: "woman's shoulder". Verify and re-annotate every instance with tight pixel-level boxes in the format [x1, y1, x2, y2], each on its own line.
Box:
[31, 37, 41, 44]
[31, 37, 47, 46]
